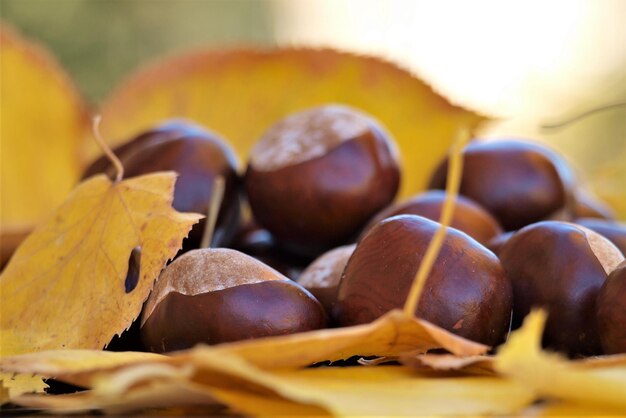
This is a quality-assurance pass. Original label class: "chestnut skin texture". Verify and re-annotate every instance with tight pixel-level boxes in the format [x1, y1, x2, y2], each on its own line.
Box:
[334, 215, 512, 346]
[429, 139, 574, 231]
[142, 280, 327, 352]
[364, 190, 503, 245]
[84, 121, 241, 249]
[575, 218, 626, 256]
[597, 261, 626, 354]
[499, 221, 624, 356]
[245, 113, 400, 258]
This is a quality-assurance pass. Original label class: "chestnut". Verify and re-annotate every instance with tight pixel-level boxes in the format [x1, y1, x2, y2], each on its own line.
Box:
[229, 219, 310, 280]
[83, 120, 241, 249]
[499, 221, 624, 356]
[334, 215, 512, 346]
[596, 261, 626, 354]
[140, 248, 327, 352]
[574, 218, 626, 256]
[298, 244, 356, 319]
[428, 139, 575, 231]
[245, 105, 400, 258]
[485, 231, 515, 257]
[363, 190, 502, 245]
[572, 190, 615, 220]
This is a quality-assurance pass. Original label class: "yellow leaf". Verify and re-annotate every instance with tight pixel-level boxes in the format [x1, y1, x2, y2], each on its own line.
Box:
[495, 310, 626, 412]
[0, 372, 47, 405]
[0, 25, 89, 231]
[401, 353, 495, 376]
[0, 350, 167, 388]
[0, 173, 202, 357]
[207, 309, 488, 369]
[12, 381, 223, 415]
[99, 48, 485, 199]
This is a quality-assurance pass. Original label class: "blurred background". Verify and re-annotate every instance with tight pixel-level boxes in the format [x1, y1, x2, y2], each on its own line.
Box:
[3, 0, 625, 203]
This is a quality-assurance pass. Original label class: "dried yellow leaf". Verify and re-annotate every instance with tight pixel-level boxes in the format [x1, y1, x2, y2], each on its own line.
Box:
[99, 48, 485, 199]
[0, 173, 201, 357]
[0, 372, 47, 404]
[495, 310, 626, 412]
[0, 25, 89, 232]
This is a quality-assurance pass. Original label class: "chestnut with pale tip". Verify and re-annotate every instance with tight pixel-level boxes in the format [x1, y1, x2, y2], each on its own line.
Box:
[574, 218, 626, 256]
[597, 261, 626, 354]
[83, 120, 241, 249]
[245, 105, 400, 258]
[429, 139, 575, 231]
[140, 248, 327, 353]
[298, 244, 356, 318]
[334, 215, 513, 346]
[499, 221, 624, 356]
[363, 190, 503, 246]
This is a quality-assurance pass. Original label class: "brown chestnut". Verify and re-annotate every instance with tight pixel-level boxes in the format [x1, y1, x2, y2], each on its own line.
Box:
[428, 139, 575, 231]
[83, 120, 241, 249]
[596, 261, 626, 354]
[574, 218, 626, 256]
[364, 190, 503, 245]
[141, 248, 327, 352]
[499, 221, 624, 356]
[334, 215, 512, 346]
[245, 105, 400, 258]
[298, 244, 356, 319]
[229, 219, 310, 280]
[572, 190, 615, 220]
[485, 231, 516, 257]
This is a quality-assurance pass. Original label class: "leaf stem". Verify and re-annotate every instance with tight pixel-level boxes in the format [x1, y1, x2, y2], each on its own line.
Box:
[200, 176, 225, 249]
[403, 128, 469, 317]
[92, 116, 124, 182]
[540, 102, 626, 131]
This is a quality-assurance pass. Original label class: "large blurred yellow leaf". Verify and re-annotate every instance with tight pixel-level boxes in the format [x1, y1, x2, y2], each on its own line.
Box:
[99, 48, 485, 198]
[495, 310, 626, 412]
[0, 172, 201, 357]
[0, 25, 90, 232]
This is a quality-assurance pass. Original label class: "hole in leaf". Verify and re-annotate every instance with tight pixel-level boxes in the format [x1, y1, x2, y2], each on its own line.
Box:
[125, 246, 141, 293]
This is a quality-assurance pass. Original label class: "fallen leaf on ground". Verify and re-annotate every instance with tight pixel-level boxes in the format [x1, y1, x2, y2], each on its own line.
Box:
[401, 353, 495, 376]
[0, 172, 201, 358]
[0, 350, 167, 389]
[0, 372, 47, 404]
[99, 48, 486, 198]
[201, 309, 488, 369]
[12, 380, 223, 415]
[495, 310, 626, 412]
[0, 25, 89, 234]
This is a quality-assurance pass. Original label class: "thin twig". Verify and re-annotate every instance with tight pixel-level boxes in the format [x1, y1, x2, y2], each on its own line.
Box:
[541, 102, 626, 131]
[92, 116, 124, 182]
[200, 176, 225, 249]
[403, 128, 469, 317]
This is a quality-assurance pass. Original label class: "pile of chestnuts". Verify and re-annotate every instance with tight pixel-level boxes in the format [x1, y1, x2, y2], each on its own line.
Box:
[85, 104, 626, 357]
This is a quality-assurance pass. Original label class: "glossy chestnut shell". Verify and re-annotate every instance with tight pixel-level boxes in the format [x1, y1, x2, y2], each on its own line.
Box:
[245, 105, 400, 258]
[334, 215, 512, 346]
[429, 139, 574, 231]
